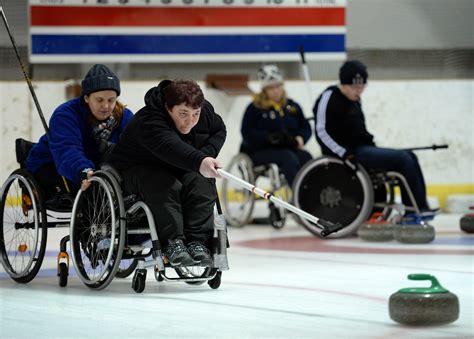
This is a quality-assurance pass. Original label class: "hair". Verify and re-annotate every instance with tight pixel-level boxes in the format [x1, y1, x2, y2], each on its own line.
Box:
[162, 80, 204, 110]
[113, 100, 125, 123]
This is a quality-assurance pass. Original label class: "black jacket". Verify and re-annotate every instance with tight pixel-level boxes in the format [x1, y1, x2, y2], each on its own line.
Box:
[313, 85, 375, 158]
[110, 80, 226, 173]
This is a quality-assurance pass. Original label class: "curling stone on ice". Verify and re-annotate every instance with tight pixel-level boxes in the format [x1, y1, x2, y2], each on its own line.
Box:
[394, 214, 435, 244]
[460, 206, 474, 233]
[357, 213, 395, 242]
[389, 274, 459, 326]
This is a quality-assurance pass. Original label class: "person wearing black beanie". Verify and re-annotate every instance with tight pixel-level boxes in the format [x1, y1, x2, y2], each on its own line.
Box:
[81, 64, 121, 97]
[312, 60, 436, 216]
[26, 64, 134, 199]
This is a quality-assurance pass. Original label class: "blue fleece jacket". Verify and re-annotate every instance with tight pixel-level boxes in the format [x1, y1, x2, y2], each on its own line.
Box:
[26, 97, 133, 183]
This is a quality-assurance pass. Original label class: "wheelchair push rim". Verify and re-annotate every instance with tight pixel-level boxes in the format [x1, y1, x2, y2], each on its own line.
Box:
[292, 157, 374, 238]
[0, 170, 47, 282]
[70, 174, 125, 288]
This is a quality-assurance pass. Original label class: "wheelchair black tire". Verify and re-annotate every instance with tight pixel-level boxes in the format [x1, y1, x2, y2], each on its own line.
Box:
[0, 169, 47, 283]
[115, 258, 139, 278]
[292, 156, 374, 238]
[58, 262, 68, 287]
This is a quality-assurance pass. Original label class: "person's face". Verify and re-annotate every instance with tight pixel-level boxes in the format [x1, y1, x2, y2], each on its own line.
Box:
[340, 84, 366, 102]
[264, 83, 284, 102]
[84, 90, 117, 121]
[167, 103, 201, 135]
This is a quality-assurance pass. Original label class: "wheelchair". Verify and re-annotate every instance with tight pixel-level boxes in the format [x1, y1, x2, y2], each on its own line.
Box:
[0, 138, 74, 284]
[292, 156, 424, 238]
[1, 139, 229, 292]
[221, 152, 291, 229]
[62, 164, 229, 292]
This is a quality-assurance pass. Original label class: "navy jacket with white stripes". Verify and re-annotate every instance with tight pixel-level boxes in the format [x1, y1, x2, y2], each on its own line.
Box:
[313, 85, 375, 158]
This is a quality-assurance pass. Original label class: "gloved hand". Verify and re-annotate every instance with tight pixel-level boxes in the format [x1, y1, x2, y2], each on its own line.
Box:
[267, 132, 298, 148]
[79, 168, 94, 191]
[92, 116, 118, 143]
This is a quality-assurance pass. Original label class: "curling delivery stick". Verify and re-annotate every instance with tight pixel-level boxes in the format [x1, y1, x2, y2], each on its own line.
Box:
[299, 45, 313, 105]
[217, 168, 344, 237]
[1, 2, 71, 192]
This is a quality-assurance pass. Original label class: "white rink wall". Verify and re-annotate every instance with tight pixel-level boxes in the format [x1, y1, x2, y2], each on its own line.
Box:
[1, 79, 473, 190]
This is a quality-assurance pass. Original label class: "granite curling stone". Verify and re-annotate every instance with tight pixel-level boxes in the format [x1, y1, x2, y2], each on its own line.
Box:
[460, 214, 474, 233]
[357, 223, 395, 242]
[394, 224, 435, 244]
[389, 274, 459, 326]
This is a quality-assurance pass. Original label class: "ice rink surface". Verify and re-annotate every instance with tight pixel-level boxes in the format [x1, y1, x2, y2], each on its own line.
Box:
[1, 213, 473, 338]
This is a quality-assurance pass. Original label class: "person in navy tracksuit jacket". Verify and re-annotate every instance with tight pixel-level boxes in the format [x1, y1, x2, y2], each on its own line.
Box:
[313, 60, 434, 214]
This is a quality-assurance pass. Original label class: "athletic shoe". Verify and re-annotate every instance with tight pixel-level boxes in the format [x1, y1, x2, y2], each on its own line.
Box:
[163, 239, 194, 266]
[187, 241, 212, 266]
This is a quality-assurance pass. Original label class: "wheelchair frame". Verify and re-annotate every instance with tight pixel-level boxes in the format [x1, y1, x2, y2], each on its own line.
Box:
[221, 152, 291, 229]
[65, 167, 229, 293]
[64, 167, 229, 292]
[292, 156, 423, 238]
[1, 141, 229, 292]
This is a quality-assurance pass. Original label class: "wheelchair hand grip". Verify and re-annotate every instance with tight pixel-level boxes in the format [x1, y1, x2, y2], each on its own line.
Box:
[318, 219, 345, 237]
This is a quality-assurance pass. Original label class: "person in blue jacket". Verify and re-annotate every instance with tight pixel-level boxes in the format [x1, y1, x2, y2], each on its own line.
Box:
[241, 64, 312, 186]
[26, 64, 133, 197]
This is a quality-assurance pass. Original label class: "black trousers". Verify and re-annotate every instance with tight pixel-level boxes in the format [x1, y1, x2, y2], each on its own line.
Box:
[353, 146, 429, 210]
[33, 162, 77, 200]
[122, 165, 216, 247]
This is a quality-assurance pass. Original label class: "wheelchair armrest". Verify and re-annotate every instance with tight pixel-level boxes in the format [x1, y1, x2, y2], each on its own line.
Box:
[15, 138, 36, 168]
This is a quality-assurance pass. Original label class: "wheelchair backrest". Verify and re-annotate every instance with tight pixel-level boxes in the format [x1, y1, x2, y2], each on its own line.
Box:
[15, 138, 36, 169]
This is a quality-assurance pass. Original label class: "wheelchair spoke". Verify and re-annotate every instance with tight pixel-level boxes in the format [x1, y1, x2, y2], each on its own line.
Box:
[1, 170, 47, 282]
[70, 173, 124, 289]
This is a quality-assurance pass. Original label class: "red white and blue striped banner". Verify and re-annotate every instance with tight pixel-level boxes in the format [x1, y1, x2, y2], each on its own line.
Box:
[29, 0, 346, 63]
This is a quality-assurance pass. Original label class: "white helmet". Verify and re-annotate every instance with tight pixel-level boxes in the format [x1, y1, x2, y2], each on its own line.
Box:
[258, 64, 283, 89]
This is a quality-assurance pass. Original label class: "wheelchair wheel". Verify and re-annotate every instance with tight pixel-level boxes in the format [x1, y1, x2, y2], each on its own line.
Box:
[221, 153, 255, 227]
[115, 258, 138, 278]
[208, 270, 222, 289]
[270, 181, 291, 229]
[70, 171, 125, 289]
[58, 262, 68, 287]
[175, 265, 211, 285]
[0, 169, 47, 283]
[132, 268, 147, 293]
[293, 157, 373, 238]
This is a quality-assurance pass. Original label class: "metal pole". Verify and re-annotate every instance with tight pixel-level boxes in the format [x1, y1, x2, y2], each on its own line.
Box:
[400, 144, 449, 152]
[217, 168, 344, 237]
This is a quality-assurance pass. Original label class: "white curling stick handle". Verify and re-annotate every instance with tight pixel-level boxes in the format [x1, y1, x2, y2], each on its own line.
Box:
[217, 168, 344, 236]
[299, 45, 313, 105]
